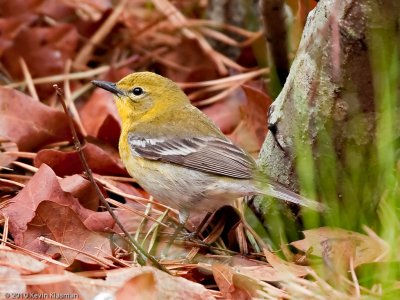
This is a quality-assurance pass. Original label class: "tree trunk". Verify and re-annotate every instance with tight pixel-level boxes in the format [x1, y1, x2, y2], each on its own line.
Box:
[252, 0, 400, 244]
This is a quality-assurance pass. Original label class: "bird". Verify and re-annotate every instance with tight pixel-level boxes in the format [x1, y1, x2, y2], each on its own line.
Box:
[91, 72, 322, 239]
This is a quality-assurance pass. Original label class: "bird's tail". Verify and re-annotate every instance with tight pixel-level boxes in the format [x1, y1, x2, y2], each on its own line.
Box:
[256, 179, 326, 212]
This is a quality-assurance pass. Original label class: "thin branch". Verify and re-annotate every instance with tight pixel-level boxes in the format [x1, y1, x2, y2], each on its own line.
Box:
[19, 58, 39, 101]
[38, 236, 112, 268]
[0, 213, 9, 246]
[5, 55, 139, 89]
[63, 60, 87, 136]
[178, 68, 269, 88]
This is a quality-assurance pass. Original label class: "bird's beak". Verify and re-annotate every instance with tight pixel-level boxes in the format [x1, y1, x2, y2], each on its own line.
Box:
[91, 80, 123, 95]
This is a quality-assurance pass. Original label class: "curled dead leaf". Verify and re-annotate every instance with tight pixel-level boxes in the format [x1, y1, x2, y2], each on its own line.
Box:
[25, 201, 114, 266]
[79, 88, 121, 147]
[290, 227, 389, 268]
[0, 87, 73, 151]
[116, 271, 156, 300]
[229, 84, 272, 155]
[1, 164, 114, 247]
[108, 267, 215, 300]
[2, 23, 78, 95]
[34, 141, 127, 177]
[0, 248, 46, 274]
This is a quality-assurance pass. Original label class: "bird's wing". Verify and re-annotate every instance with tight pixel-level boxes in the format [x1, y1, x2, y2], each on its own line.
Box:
[128, 134, 256, 179]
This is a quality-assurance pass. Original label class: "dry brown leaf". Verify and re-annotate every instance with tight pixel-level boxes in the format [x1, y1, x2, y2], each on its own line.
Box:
[107, 267, 215, 300]
[212, 263, 251, 300]
[24, 201, 114, 266]
[202, 90, 245, 134]
[233, 265, 281, 282]
[116, 271, 157, 300]
[240, 84, 271, 144]
[0, 248, 46, 274]
[0, 13, 38, 56]
[0, 139, 18, 168]
[0, 266, 26, 296]
[0, 0, 73, 19]
[1, 164, 114, 247]
[2, 23, 78, 95]
[26, 264, 81, 298]
[291, 227, 389, 267]
[0, 87, 73, 151]
[34, 141, 127, 177]
[263, 249, 310, 278]
[60, 174, 104, 211]
[229, 84, 271, 154]
[79, 88, 121, 147]
[61, 0, 112, 21]
[157, 38, 219, 83]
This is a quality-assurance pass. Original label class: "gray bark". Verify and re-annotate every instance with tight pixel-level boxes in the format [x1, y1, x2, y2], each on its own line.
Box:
[253, 0, 400, 238]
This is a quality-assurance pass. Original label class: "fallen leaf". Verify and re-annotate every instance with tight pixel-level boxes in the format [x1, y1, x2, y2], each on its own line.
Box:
[212, 263, 251, 300]
[0, 139, 18, 168]
[232, 273, 273, 299]
[0, 0, 72, 20]
[61, 0, 112, 21]
[34, 140, 127, 177]
[240, 84, 271, 144]
[233, 265, 280, 282]
[263, 249, 310, 278]
[107, 266, 215, 300]
[0, 13, 37, 56]
[78, 67, 132, 147]
[156, 38, 218, 83]
[1, 164, 114, 247]
[290, 227, 389, 267]
[0, 248, 46, 274]
[229, 84, 272, 154]
[24, 201, 114, 266]
[60, 174, 104, 211]
[0, 87, 73, 151]
[79, 88, 121, 147]
[26, 264, 81, 299]
[2, 23, 78, 95]
[202, 89, 245, 134]
[0, 266, 26, 295]
[116, 272, 157, 300]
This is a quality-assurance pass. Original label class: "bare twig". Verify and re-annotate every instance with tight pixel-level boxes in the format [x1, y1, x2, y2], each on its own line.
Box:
[5, 55, 138, 89]
[38, 236, 112, 268]
[0, 213, 9, 246]
[178, 68, 269, 88]
[184, 19, 258, 38]
[349, 257, 360, 298]
[63, 60, 87, 136]
[3, 151, 36, 159]
[194, 79, 246, 107]
[53, 84, 169, 273]
[1, 240, 69, 267]
[19, 58, 39, 101]
[0, 178, 25, 188]
[152, 0, 229, 74]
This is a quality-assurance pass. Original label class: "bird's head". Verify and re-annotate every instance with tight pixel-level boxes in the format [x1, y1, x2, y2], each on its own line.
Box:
[92, 72, 189, 122]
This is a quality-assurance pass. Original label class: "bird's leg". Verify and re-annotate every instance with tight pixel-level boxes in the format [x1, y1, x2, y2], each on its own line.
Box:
[162, 209, 189, 256]
[181, 212, 212, 240]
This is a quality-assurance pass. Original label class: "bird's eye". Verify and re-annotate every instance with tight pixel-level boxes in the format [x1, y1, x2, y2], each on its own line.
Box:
[132, 87, 143, 96]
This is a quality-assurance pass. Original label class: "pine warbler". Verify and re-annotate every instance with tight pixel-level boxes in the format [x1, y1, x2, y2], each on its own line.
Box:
[92, 72, 321, 229]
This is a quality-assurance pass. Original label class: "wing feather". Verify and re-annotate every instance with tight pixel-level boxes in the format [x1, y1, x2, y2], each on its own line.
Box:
[128, 135, 256, 179]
